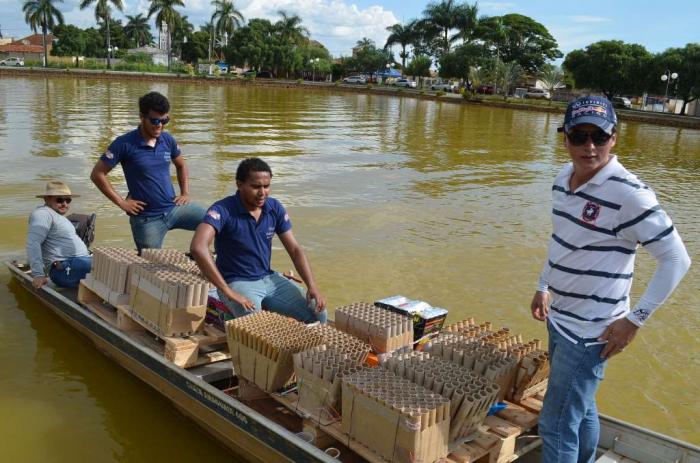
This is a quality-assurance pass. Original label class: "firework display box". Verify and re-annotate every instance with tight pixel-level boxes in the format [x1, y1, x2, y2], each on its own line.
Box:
[206, 289, 234, 332]
[374, 295, 448, 341]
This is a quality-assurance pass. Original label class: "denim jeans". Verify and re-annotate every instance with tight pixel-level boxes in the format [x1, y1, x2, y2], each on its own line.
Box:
[49, 256, 92, 288]
[129, 203, 207, 252]
[217, 272, 327, 324]
[539, 321, 608, 463]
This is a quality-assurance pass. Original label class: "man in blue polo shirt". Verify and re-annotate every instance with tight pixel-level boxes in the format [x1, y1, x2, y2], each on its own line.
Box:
[531, 96, 690, 462]
[90, 91, 206, 252]
[190, 158, 327, 324]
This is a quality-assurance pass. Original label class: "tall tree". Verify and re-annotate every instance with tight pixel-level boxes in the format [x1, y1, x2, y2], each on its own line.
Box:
[275, 11, 308, 44]
[486, 14, 561, 73]
[124, 13, 152, 48]
[79, 0, 124, 68]
[51, 23, 85, 65]
[22, 0, 65, 67]
[405, 55, 432, 85]
[492, 58, 522, 98]
[652, 43, 700, 115]
[148, 0, 184, 70]
[420, 0, 466, 57]
[564, 40, 652, 100]
[453, 2, 479, 44]
[171, 13, 194, 57]
[355, 37, 374, 50]
[384, 20, 417, 69]
[211, 0, 244, 52]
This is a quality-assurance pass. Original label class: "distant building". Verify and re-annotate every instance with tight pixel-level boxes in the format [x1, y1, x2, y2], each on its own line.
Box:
[128, 46, 168, 66]
[0, 33, 56, 61]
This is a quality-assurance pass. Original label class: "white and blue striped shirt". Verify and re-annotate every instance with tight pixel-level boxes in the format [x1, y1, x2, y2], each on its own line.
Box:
[538, 156, 690, 344]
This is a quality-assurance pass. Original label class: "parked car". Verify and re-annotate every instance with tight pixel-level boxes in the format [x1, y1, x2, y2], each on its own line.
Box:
[343, 75, 366, 84]
[524, 88, 550, 99]
[476, 85, 495, 95]
[0, 57, 24, 67]
[430, 81, 458, 92]
[394, 78, 417, 88]
[611, 96, 632, 109]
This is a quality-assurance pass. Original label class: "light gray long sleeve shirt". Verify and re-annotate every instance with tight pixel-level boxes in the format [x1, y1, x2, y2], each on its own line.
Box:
[26, 206, 90, 278]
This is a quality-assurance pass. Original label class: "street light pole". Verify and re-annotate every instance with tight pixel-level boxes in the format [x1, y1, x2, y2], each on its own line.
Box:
[311, 57, 320, 82]
[661, 69, 678, 113]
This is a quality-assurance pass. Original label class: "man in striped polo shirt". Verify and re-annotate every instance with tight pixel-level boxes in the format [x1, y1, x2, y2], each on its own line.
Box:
[531, 96, 690, 462]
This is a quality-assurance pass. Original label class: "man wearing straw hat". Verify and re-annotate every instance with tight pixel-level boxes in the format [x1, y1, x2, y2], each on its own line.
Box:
[27, 181, 92, 289]
[530, 96, 690, 462]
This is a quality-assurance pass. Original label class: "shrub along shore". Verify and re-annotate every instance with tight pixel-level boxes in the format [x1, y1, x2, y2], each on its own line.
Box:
[2, 66, 698, 130]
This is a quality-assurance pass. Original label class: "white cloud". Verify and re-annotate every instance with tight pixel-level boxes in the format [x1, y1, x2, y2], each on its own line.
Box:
[570, 15, 612, 23]
[479, 2, 517, 12]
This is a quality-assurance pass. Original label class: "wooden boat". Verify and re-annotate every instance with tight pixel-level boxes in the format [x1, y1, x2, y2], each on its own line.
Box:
[6, 260, 700, 463]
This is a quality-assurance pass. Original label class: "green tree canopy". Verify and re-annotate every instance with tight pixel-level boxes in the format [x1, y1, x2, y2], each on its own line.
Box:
[438, 42, 485, 80]
[23, 0, 65, 66]
[651, 43, 700, 115]
[80, 0, 124, 67]
[52, 23, 86, 58]
[181, 29, 210, 63]
[483, 14, 561, 73]
[405, 54, 432, 78]
[124, 13, 153, 48]
[563, 40, 653, 100]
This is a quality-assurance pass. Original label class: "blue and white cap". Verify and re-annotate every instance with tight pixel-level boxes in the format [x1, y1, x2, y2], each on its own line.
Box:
[558, 96, 617, 134]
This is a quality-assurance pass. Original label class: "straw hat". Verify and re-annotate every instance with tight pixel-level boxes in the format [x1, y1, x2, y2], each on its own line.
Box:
[36, 181, 80, 198]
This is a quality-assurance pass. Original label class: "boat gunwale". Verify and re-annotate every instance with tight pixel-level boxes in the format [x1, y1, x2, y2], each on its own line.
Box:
[5, 259, 334, 463]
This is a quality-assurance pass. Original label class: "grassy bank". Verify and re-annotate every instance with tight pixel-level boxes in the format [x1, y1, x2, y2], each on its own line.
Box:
[2, 66, 698, 130]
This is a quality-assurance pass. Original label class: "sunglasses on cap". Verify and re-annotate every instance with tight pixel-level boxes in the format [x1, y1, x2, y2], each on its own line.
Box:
[147, 117, 170, 126]
[54, 197, 72, 204]
[566, 129, 612, 146]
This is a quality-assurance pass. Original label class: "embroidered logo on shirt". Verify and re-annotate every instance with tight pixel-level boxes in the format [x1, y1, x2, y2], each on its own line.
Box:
[207, 209, 220, 220]
[284, 213, 290, 222]
[104, 149, 114, 159]
[581, 201, 600, 222]
[163, 151, 171, 162]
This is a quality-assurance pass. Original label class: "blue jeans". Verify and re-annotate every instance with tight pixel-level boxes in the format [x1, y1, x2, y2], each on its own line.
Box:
[539, 321, 608, 463]
[129, 203, 206, 252]
[49, 256, 92, 288]
[218, 272, 327, 324]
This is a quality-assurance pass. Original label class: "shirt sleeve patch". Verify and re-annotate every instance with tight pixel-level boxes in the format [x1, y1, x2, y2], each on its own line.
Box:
[284, 213, 289, 222]
[207, 209, 221, 221]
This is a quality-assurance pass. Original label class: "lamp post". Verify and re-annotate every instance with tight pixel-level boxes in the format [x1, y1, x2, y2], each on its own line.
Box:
[311, 57, 320, 82]
[385, 62, 396, 84]
[661, 70, 678, 113]
[107, 45, 118, 68]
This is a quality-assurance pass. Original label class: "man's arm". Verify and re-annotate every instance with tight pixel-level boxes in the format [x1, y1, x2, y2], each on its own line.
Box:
[90, 160, 146, 215]
[530, 263, 550, 321]
[26, 210, 51, 288]
[172, 155, 191, 206]
[278, 230, 326, 311]
[189, 223, 254, 311]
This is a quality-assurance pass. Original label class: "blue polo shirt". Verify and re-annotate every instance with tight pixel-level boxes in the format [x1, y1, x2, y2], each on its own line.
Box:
[202, 193, 292, 283]
[100, 128, 181, 216]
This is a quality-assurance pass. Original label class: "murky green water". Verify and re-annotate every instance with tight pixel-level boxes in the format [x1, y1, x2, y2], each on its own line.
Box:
[0, 76, 698, 460]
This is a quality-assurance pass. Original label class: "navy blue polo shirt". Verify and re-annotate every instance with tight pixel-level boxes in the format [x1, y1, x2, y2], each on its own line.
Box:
[101, 128, 181, 216]
[202, 193, 292, 283]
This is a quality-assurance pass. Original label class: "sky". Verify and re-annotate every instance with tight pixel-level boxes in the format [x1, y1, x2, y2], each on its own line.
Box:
[1, 0, 698, 58]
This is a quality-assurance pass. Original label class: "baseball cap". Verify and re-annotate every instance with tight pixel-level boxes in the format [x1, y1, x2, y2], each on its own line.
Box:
[558, 96, 617, 134]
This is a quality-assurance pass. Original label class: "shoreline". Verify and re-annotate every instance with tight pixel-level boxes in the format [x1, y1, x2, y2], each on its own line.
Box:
[2, 66, 698, 130]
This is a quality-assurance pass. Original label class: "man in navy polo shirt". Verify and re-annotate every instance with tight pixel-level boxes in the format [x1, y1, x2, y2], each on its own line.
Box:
[90, 91, 206, 252]
[531, 96, 690, 462]
[190, 158, 327, 324]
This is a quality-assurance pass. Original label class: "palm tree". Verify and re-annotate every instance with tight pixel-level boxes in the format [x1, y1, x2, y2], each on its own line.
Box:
[384, 20, 417, 69]
[211, 0, 244, 49]
[148, 0, 185, 70]
[79, 0, 124, 68]
[539, 64, 564, 105]
[421, 0, 463, 56]
[453, 3, 479, 44]
[493, 58, 522, 99]
[22, 0, 65, 67]
[124, 13, 152, 48]
[275, 11, 308, 44]
[200, 20, 215, 61]
[477, 15, 507, 59]
[355, 37, 374, 50]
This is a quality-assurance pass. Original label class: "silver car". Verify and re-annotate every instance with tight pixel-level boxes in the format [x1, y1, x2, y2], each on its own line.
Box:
[343, 75, 366, 84]
[394, 78, 417, 88]
[0, 57, 24, 67]
[430, 81, 458, 92]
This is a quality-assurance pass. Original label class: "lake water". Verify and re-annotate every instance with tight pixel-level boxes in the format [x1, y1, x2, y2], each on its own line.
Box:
[0, 76, 698, 461]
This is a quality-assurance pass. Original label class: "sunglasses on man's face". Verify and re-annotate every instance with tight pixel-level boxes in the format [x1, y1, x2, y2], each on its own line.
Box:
[566, 129, 612, 146]
[147, 117, 170, 126]
[54, 197, 72, 204]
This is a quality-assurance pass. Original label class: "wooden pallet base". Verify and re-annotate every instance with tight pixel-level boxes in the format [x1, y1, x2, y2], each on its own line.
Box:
[270, 390, 543, 463]
[77, 280, 230, 369]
